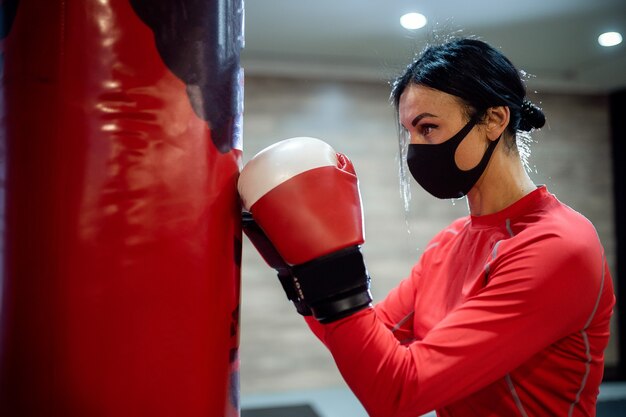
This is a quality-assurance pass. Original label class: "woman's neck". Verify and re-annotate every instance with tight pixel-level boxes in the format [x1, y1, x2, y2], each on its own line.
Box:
[466, 146, 536, 216]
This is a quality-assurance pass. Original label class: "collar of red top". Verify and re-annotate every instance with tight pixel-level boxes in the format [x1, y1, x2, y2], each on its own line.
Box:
[469, 185, 551, 229]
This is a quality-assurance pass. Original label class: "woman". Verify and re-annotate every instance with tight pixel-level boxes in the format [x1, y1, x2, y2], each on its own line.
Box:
[238, 38, 615, 416]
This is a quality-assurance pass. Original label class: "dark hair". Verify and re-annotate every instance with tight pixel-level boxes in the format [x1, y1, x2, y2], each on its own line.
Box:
[391, 38, 545, 141]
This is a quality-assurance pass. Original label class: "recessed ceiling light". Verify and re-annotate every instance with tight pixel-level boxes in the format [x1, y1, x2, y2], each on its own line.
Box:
[400, 12, 427, 30]
[598, 31, 622, 47]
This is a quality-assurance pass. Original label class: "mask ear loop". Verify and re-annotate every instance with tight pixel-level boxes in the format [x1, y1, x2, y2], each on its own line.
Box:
[465, 132, 502, 174]
[473, 107, 504, 173]
[457, 109, 495, 169]
[453, 115, 480, 148]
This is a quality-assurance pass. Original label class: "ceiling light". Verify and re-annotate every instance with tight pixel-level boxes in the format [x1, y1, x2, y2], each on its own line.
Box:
[400, 12, 427, 30]
[598, 31, 622, 47]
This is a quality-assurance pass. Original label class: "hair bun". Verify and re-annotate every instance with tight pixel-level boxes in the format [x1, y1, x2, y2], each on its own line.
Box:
[519, 99, 546, 131]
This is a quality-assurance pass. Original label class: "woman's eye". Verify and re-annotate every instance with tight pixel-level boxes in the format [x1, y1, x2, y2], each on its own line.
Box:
[420, 124, 436, 136]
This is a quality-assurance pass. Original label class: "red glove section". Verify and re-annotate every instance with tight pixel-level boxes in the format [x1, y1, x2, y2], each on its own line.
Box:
[249, 164, 363, 265]
[239, 137, 365, 266]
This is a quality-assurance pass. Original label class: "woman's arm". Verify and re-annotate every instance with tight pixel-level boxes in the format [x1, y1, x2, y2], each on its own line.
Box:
[306, 234, 606, 417]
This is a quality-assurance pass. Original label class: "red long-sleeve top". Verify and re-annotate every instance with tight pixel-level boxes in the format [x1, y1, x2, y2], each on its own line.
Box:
[306, 186, 615, 417]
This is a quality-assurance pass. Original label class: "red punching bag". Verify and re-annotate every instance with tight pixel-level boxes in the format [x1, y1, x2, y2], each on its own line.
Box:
[0, 1, 244, 416]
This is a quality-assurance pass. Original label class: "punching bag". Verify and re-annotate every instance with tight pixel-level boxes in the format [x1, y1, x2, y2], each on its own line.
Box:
[0, 1, 244, 416]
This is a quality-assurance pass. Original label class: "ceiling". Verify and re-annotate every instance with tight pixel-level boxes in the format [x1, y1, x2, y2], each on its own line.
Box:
[240, 0, 626, 94]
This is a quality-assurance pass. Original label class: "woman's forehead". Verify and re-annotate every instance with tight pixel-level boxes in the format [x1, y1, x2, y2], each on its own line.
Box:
[399, 85, 463, 123]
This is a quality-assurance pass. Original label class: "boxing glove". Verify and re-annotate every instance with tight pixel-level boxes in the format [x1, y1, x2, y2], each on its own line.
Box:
[238, 137, 372, 323]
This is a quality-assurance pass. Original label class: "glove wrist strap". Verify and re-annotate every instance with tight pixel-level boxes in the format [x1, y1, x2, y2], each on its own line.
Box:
[293, 246, 372, 323]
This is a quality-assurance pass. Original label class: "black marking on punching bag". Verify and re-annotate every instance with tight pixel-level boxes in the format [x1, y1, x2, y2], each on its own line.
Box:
[233, 234, 242, 268]
[129, 0, 244, 153]
[228, 304, 240, 409]
[0, 0, 20, 39]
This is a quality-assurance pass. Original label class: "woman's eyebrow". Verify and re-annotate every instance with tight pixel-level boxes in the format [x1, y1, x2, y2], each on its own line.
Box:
[411, 112, 437, 127]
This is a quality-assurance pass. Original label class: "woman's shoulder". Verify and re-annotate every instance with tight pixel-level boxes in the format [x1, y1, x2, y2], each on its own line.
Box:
[504, 197, 605, 275]
[520, 195, 600, 248]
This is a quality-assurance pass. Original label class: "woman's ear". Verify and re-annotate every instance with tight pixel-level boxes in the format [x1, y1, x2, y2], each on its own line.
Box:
[485, 106, 510, 141]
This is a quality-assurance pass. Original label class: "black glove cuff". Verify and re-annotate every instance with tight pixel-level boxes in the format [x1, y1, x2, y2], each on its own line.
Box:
[312, 289, 372, 324]
[292, 246, 372, 323]
[276, 271, 312, 316]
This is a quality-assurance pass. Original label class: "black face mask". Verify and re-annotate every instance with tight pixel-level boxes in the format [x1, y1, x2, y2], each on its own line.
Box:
[406, 117, 501, 199]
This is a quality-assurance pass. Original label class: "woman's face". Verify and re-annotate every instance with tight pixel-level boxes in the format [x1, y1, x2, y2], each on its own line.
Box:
[398, 83, 489, 171]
